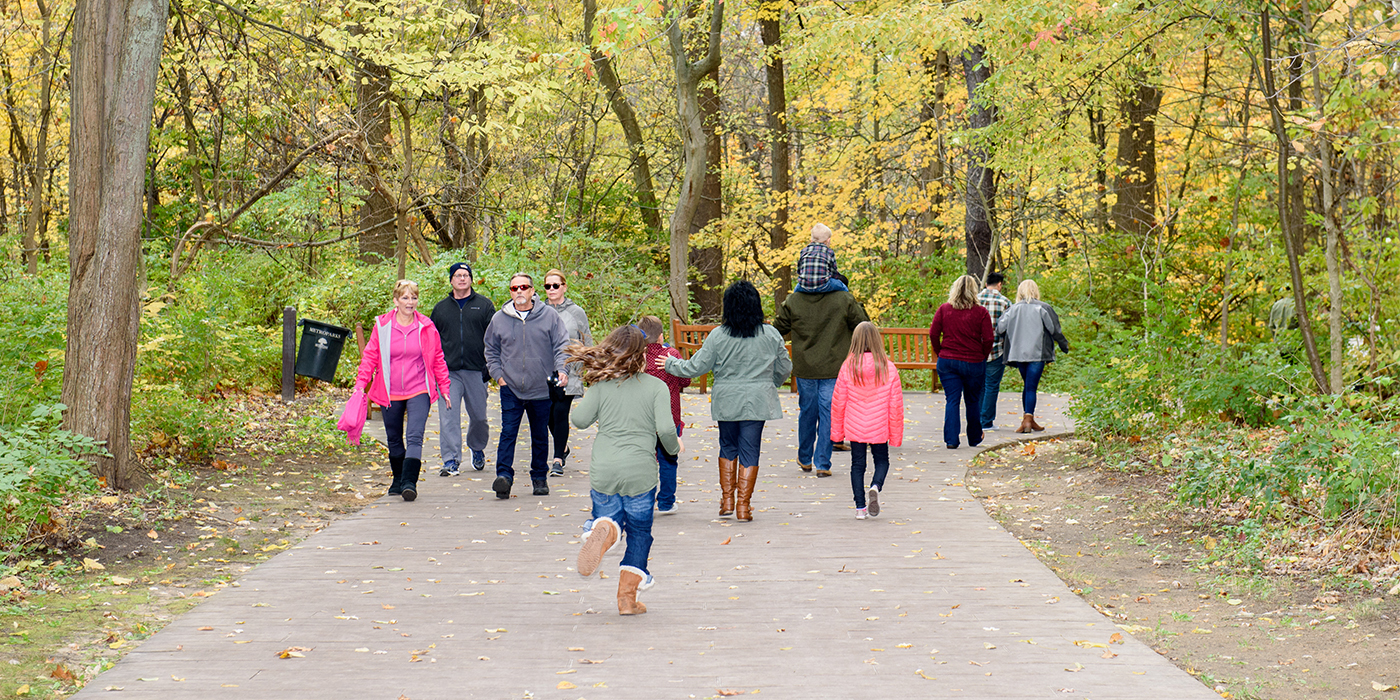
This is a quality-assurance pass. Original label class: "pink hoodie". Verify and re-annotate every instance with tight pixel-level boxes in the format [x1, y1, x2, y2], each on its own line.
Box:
[354, 311, 451, 407]
[830, 354, 904, 447]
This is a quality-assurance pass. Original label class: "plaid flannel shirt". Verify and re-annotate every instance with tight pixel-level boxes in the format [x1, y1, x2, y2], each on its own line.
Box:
[795, 243, 837, 290]
[978, 287, 1012, 360]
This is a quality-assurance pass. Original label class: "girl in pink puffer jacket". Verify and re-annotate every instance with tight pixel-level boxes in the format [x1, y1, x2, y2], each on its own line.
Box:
[831, 322, 904, 519]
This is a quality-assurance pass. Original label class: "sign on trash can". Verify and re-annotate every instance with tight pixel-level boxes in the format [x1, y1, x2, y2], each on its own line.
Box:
[295, 319, 351, 382]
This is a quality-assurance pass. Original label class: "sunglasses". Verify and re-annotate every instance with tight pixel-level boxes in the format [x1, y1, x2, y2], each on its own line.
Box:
[509, 284, 532, 292]
[543, 283, 563, 290]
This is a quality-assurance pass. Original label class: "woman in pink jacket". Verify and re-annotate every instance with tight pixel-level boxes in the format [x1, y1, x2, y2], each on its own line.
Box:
[354, 280, 452, 501]
[831, 322, 904, 519]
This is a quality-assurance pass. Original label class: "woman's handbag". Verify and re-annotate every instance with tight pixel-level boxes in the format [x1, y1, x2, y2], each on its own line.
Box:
[337, 389, 368, 445]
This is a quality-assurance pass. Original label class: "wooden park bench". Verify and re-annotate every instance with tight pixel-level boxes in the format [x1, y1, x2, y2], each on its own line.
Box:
[670, 320, 941, 394]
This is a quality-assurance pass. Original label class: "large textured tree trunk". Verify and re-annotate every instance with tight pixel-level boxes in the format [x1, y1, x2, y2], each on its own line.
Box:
[760, 4, 790, 304]
[1110, 79, 1161, 242]
[961, 44, 996, 279]
[689, 64, 724, 320]
[355, 57, 396, 262]
[663, 0, 722, 322]
[65, 0, 169, 488]
[584, 0, 661, 237]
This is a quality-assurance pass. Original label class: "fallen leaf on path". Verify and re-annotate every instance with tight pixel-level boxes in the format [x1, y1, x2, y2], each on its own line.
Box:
[198, 626, 214, 631]
[1073, 640, 1107, 648]
[1065, 663, 1084, 672]
[578, 658, 607, 664]
[557, 681, 577, 689]
[716, 690, 745, 697]
[50, 664, 76, 682]
[556, 669, 576, 674]
[915, 669, 936, 680]
[1109, 633, 1124, 644]
[568, 647, 585, 651]
[1101, 649, 1118, 659]
[277, 646, 313, 659]
[1373, 681, 1398, 692]
[721, 537, 732, 545]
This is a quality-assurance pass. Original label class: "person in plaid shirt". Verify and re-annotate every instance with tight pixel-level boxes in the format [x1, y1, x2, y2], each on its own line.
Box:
[639, 316, 691, 515]
[977, 272, 1012, 430]
[794, 223, 849, 294]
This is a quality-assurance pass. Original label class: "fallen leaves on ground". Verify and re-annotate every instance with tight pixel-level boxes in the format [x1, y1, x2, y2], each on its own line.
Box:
[277, 646, 313, 658]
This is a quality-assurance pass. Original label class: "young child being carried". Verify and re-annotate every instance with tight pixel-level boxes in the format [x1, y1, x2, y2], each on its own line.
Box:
[569, 325, 683, 615]
[794, 222, 850, 294]
[830, 321, 903, 519]
[638, 316, 691, 516]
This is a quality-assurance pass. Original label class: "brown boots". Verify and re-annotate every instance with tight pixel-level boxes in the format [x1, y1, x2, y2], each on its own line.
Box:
[617, 569, 647, 615]
[717, 458, 758, 521]
[577, 518, 618, 577]
[717, 458, 737, 517]
[1016, 414, 1046, 433]
[735, 465, 759, 521]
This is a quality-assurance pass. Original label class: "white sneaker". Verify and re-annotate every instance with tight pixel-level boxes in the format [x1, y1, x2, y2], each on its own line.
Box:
[656, 503, 679, 516]
[855, 508, 868, 520]
[867, 486, 880, 517]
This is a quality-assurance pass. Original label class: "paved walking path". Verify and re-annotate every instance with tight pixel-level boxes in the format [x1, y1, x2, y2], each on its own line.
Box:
[77, 390, 1216, 699]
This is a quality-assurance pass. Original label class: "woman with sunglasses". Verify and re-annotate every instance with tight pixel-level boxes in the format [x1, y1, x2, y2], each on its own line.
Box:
[542, 269, 594, 477]
[483, 273, 571, 499]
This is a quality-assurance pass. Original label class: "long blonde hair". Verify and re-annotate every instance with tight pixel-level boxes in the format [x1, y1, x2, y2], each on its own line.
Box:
[844, 321, 889, 387]
[947, 275, 980, 310]
[1016, 279, 1042, 303]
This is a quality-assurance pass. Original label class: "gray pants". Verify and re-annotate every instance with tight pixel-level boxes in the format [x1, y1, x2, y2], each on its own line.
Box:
[382, 394, 431, 460]
[438, 369, 490, 465]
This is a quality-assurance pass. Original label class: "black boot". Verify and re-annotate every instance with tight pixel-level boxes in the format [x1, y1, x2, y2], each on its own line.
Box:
[401, 458, 421, 501]
[387, 457, 404, 496]
[532, 479, 550, 496]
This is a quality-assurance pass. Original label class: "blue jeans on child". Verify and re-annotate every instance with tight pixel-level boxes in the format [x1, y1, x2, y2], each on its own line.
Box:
[656, 426, 683, 510]
[936, 357, 985, 448]
[980, 355, 1006, 429]
[849, 441, 889, 509]
[1014, 361, 1047, 415]
[587, 488, 657, 575]
[794, 278, 849, 294]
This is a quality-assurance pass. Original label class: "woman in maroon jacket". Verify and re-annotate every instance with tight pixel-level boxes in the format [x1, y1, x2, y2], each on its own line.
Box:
[928, 275, 994, 449]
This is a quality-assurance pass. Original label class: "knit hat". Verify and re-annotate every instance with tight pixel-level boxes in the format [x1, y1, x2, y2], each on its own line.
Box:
[448, 262, 473, 279]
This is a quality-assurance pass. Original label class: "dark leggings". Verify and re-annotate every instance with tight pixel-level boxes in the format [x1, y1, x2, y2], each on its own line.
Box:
[549, 384, 575, 460]
[382, 393, 431, 460]
[850, 441, 889, 508]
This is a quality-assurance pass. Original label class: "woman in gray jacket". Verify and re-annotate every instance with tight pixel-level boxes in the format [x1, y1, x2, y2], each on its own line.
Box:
[658, 280, 792, 522]
[543, 269, 595, 477]
[996, 280, 1070, 433]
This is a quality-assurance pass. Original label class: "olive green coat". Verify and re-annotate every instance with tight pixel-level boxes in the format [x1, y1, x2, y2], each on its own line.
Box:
[663, 325, 792, 422]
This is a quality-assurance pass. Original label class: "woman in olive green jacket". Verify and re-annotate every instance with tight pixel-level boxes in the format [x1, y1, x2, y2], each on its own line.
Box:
[659, 281, 792, 522]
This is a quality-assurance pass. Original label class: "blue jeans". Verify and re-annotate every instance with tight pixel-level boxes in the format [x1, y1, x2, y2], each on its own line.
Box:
[1014, 361, 1047, 415]
[850, 441, 889, 508]
[980, 356, 1006, 429]
[656, 426, 683, 510]
[936, 357, 985, 448]
[794, 278, 849, 294]
[796, 377, 836, 470]
[718, 420, 764, 466]
[496, 385, 551, 482]
[587, 488, 656, 575]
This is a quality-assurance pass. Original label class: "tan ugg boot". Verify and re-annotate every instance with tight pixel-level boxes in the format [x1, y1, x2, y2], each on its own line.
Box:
[577, 517, 618, 577]
[1029, 415, 1045, 431]
[617, 569, 648, 615]
[735, 465, 759, 521]
[1016, 414, 1034, 434]
[717, 458, 737, 517]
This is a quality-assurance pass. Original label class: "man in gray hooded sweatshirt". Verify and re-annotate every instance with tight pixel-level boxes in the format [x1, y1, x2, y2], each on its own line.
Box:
[484, 273, 569, 499]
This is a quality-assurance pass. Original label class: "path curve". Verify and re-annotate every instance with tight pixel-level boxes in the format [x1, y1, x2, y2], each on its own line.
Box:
[75, 390, 1216, 699]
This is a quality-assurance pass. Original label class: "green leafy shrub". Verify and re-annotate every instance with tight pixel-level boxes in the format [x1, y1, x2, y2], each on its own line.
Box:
[130, 385, 241, 464]
[0, 404, 106, 545]
[0, 268, 68, 428]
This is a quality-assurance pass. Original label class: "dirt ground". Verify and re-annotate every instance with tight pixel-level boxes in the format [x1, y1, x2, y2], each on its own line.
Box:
[967, 438, 1400, 700]
[1, 392, 381, 698]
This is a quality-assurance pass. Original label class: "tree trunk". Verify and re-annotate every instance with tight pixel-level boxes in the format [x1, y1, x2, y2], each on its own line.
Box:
[355, 55, 396, 262]
[1110, 79, 1160, 243]
[663, 0, 723, 322]
[759, 4, 790, 304]
[435, 0, 491, 255]
[65, 0, 169, 489]
[961, 44, 996, 278]
[1257, 7, 1327, 393]
[584, 0, 661, 238]
[919, 47, 950, 258]
[690, 63, 724, 320]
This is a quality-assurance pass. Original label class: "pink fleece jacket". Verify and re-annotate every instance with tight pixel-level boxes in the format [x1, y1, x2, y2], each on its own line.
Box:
[354, 311, 451, 407]
[830, 354, 904, 447]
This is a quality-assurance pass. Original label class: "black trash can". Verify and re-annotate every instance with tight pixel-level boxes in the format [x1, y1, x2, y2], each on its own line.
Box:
[295, 319, 352, 382]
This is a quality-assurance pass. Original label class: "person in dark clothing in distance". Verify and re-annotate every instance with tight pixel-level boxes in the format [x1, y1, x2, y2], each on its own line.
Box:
[430, 262, 496, 476]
